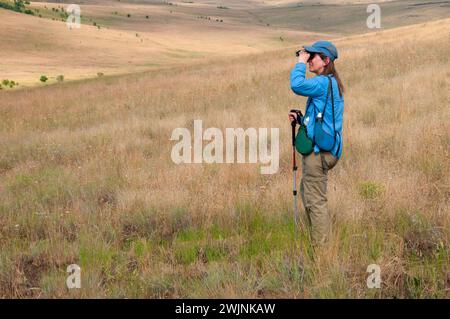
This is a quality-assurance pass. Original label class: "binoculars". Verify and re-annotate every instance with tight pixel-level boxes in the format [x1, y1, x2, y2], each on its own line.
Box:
[296, 50, 315, 62]
[295, 49, 306, 57]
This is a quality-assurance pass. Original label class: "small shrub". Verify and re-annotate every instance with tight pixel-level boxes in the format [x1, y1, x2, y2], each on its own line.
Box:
[56, 75, 64, 82]
[0, 79, 18, 89]
[40, 75, 48, 83]
[97, 72, 104, 77]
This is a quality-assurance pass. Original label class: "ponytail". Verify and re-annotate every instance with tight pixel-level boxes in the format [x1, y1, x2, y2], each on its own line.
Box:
[318, 53, 345, 97]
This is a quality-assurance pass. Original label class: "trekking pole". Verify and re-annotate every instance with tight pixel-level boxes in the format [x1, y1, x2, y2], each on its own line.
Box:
[290, 114, 299, 235]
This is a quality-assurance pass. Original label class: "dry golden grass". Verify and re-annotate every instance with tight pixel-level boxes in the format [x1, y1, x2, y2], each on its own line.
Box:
[0, 17, 449, 298]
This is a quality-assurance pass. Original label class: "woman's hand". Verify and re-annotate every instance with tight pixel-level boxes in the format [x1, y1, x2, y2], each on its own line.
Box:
[297, 50, 310, 64]
[288, 112, 298, 123]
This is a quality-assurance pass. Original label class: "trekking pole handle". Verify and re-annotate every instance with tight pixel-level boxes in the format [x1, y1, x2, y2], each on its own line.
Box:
[291, 120, 296, 147]
[290, 109, 304, 123]
[289, 109, 304, 143]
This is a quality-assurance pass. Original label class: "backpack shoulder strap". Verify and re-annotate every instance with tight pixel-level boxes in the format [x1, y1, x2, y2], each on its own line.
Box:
[328, 76, 337, 150]
[323, 76, 331, 115]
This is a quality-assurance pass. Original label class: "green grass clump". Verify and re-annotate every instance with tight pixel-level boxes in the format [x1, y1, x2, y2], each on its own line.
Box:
[358, 180, 385, 200]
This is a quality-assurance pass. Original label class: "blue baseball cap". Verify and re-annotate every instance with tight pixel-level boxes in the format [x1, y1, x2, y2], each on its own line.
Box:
[304, 40, 338, 61]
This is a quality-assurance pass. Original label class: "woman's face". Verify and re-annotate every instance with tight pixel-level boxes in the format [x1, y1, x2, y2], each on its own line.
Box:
[308, 53, 329, 75]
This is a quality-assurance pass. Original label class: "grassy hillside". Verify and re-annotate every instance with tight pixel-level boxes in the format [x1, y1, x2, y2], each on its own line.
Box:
[1, 0, 448, 86]
[248, 0, 450, 34]
[0, 18, 449, 298]
[0, 2, 325, 86]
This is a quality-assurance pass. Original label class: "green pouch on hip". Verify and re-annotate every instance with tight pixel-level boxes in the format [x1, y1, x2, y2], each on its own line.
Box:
[295, 124, 314, 156]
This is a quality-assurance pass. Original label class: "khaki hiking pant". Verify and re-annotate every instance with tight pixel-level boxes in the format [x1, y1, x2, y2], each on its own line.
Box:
[300, 151, 339, 245]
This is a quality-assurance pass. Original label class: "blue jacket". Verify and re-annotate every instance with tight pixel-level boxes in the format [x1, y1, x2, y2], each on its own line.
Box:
[290, 62, 344, 158]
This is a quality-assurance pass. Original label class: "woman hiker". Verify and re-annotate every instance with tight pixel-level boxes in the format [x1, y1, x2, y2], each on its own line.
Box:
[288, 40, 345, 245]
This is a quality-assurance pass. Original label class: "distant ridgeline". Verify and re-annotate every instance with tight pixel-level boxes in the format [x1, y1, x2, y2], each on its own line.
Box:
[0, 0, 34, 15]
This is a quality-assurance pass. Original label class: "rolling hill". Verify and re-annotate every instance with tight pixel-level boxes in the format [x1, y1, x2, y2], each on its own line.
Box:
[1, 0, 448, 86]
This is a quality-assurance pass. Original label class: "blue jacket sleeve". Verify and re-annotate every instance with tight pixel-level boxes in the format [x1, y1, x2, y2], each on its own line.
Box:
[290, 62, 325, 97]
